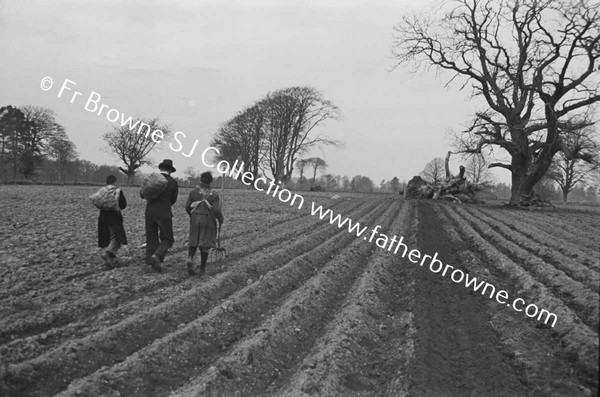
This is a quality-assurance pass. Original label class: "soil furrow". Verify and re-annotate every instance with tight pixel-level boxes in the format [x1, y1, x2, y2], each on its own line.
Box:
[2, 200, 383, 396]
[463, 206, 600, 292]
[513, 211, 599, 250]
[0, 197, 349, 304]
[405, 201, 527, 396]
[275, 200, 418, 396]
[220, 197, 346, 240]
[0, 200, 364, 351]
[432, 203, 599, 395]
[438, 204, 599, 386]
[452, 206, 599, 330]
[169, 200, 407, 396]
[478, 207, 600, 273]
[54, 200, 390, 397]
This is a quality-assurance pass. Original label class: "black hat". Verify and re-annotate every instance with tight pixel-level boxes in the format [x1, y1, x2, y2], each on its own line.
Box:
[158, 159, 176, 173]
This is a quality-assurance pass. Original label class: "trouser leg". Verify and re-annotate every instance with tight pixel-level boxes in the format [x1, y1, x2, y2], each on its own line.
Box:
[145, 216, 159, 263]
[155, 216, 174, 261]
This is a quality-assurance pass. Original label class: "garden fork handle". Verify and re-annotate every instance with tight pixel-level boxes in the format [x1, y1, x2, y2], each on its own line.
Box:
[217, 222, 221, 249]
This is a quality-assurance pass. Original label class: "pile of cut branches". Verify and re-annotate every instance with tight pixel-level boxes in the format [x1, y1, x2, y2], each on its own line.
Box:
[404, 165, 486, 203]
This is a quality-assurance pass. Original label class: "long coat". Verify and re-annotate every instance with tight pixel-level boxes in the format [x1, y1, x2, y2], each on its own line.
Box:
[98, 189, 128, 248]
[185, 186, 224, 248]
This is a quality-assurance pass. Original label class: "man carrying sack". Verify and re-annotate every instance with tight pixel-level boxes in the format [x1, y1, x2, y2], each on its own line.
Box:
[140, 159, 179, 272]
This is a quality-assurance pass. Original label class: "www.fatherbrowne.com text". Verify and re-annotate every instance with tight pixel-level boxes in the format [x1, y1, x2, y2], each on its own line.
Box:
[41, 75, 558, 329]
[200, 147, 558, 328]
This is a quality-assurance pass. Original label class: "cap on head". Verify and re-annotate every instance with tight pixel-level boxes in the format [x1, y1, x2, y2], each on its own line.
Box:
[200, 171, 213, 185]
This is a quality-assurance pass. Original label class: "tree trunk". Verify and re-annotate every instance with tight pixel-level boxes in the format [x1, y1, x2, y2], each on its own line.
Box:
[0, 136, 5, 183]
[508, 154, 531, 205]
[509, 151, 557, 205]
[12, 131, 18, 180]
[562, 188, 569, 203]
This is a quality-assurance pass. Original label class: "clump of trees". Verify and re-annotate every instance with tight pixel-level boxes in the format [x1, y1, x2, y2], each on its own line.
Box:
[0, 105, 78, 182]
[211, 86, 340, 184]
[393, 0, 600, 205]
[0, 105, 171, 186]
[294, 157, 328, 190]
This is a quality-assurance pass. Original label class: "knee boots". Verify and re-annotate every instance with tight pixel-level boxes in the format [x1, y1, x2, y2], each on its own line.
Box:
[186, 247, 209, 276]
[199, 252, 209, 275]
[186, 247, 197, 275]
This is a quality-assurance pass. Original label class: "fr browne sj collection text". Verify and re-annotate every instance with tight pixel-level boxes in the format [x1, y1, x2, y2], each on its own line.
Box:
[40, 77, 200, 157]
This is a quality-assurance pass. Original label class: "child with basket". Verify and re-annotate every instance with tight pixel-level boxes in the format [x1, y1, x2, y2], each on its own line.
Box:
[90, 175, 128, 269]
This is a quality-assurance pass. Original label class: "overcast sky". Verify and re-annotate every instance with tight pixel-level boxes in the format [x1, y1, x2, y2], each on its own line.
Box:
[0, 0, 507, 184]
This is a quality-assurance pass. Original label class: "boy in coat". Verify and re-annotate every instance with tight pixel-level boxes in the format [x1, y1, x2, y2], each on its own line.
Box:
[185, 171, 224, 275]
[98, 175, 128, 269]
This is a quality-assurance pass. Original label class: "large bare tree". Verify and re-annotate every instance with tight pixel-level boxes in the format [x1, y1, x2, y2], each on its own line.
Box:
[103, 117, 170, 185]
[261, 86, 339, 183]
[393, 0, 600, 204]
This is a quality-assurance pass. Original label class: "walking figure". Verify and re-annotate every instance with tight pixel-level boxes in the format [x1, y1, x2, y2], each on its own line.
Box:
[95, 175, 128, 269]
[141, 159, 179, 272]
[185, 171, 224, 276]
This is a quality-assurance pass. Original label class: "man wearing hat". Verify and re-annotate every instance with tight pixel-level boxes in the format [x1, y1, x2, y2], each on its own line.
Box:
[141, 159, 179, 271]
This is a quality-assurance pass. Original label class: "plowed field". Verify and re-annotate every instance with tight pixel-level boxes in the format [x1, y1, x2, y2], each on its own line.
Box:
[0, 185, 598, 396]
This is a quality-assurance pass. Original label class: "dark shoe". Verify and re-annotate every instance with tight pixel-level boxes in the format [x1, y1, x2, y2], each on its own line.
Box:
[150, 254, 162, 272]
[199, 263, 206, 276]
[186, 256, 196, 275]
[101, 251, 115, 269]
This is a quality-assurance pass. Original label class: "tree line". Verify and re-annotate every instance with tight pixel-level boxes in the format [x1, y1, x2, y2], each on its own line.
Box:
[2, 101, 597, 202]
[210, 86, 340, 183]
[0, 105, 77, 183]
[5, 0, 600, 206]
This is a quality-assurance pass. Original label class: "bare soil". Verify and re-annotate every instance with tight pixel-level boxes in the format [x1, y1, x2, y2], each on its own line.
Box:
[0, 186, 597, 396]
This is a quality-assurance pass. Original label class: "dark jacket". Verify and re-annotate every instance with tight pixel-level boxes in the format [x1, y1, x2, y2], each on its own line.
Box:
[98, 189, 128, 247]
[143, 173, 178, 217]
